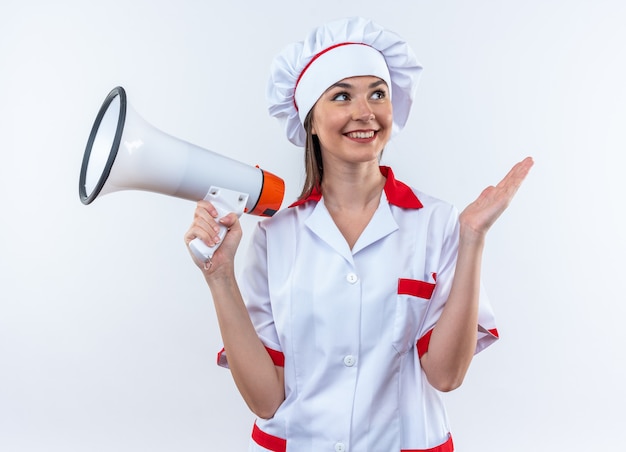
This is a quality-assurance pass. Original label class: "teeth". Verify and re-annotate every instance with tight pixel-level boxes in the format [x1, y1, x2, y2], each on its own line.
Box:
[347, 131, 375, 139]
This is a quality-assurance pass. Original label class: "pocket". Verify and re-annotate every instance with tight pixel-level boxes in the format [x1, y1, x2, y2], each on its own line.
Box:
[392, 278, 435, 355]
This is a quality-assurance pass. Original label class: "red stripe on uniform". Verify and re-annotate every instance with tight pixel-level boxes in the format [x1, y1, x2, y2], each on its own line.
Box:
[402, 433, 454, 452]
[252, 422, 287, 452]
[398, 278, 436, 299]
[417, 329, 434, 359]
[265, 346, 285, 367]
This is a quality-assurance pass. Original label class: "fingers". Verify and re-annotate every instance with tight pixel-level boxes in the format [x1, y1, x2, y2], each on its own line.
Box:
[184, 200, 223, 247]
[217, 211, 240, 230]
[497, 157, 534, 190]
[489, 157, 533, 207]
[184, 202, 243, 263]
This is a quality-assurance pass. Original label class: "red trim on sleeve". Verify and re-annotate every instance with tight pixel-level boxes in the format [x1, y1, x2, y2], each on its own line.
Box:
[417, 329, 434, 359]
[402, 433, 454, 452]
[265, 346, 285, 367]
[252, 422, 287, 452]
[217, 347, 284, 367]
[419, 328, 499, 360]
[398, 278, 436, 299]
[216, 347, 225, 366]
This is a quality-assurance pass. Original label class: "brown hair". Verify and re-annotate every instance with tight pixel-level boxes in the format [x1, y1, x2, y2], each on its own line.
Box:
[298, 111, 323, 201]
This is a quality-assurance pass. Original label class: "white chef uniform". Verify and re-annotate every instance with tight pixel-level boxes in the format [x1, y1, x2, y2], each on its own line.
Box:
[218, 166, 498, 452]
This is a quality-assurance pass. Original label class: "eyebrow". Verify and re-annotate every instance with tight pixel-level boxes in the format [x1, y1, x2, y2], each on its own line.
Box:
[328, 79, 388, 90]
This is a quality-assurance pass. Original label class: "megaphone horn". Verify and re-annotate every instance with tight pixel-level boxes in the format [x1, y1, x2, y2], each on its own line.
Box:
[79, 86, 285, 262]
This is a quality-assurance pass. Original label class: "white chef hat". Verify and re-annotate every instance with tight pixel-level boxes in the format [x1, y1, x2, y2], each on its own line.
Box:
[267, 17, 423, 147]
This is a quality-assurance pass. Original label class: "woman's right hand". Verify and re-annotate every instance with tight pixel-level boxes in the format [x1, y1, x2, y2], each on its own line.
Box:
[183, 199, 243, 275]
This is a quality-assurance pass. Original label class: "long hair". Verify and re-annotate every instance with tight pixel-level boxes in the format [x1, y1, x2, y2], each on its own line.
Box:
[298, 111, 323, 201]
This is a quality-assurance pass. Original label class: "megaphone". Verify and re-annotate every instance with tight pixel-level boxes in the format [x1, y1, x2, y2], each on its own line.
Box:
[79, 86, 284, 263]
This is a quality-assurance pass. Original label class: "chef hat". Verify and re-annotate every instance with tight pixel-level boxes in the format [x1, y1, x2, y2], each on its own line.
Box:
[267, 17, 423, 147]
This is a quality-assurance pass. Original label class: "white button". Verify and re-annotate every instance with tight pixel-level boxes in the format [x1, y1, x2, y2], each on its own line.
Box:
[335, 442, 346, 452]
[346, 273, 358, 284]
[343, 355, 356, 367]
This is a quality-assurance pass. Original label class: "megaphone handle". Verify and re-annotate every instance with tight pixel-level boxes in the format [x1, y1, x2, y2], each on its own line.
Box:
[188, 187, 248, 264]
[188, 230, 227, 263]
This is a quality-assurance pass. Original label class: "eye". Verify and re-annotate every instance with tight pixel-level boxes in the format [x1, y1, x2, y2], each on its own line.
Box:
[331, 92, 350, 101]
[371, 90, 387, 100]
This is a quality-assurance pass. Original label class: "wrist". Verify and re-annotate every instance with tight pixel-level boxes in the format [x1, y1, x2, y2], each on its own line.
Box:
[204, 264, 236, 285]
[458, 223, 487, 248]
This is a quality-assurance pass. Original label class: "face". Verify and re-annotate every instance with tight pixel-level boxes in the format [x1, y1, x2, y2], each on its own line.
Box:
[310, 75, 393, 166]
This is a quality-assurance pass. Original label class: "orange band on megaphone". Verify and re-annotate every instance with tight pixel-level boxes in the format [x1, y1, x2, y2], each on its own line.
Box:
[249, 169, 285, 217]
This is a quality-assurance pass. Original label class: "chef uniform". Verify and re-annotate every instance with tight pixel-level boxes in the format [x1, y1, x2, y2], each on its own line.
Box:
[218, 17, 499, 452]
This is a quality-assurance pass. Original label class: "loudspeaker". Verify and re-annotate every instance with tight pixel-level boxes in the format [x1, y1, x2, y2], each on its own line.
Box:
[79, 86, 284, 262]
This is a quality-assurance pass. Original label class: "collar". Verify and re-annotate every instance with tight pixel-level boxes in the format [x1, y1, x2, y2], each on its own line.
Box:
[289, 166, 423, 209]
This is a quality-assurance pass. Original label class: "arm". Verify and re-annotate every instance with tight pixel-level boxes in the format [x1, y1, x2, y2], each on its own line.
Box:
[420, 157, 534, 392]
[184, 201, 285, 419]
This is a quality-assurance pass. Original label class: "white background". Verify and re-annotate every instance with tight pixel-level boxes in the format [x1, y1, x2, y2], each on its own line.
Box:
[1, 1, 625, 451]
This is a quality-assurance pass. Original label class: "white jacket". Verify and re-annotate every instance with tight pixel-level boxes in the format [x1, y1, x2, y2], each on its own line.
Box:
[219, 167, 498, 452]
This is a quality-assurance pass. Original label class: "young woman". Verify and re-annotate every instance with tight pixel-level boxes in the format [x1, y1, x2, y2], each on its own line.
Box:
[185, 17, 533, 452]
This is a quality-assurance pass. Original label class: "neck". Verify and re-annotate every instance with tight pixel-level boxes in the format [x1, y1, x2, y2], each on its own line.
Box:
[321, 162, 386, 211]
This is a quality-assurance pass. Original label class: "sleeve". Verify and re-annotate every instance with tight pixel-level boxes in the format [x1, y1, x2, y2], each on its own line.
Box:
[416, 206, 499, 359]
[216, 221, 284, 369]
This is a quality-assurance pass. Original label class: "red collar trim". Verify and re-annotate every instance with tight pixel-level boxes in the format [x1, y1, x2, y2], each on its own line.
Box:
[289, 166, 423, 209]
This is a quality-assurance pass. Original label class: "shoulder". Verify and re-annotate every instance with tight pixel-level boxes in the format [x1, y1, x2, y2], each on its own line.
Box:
[248, 204, 313, 270]
[387, 184, 459, 240]
[257, 201, 315, 232]
[392, 179, 459, 220]
[382, 166, 457, 218]
[412, 188, 457, 215]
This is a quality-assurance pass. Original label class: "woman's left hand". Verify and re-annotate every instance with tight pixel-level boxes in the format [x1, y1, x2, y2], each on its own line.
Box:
[459, 156, 534, 238]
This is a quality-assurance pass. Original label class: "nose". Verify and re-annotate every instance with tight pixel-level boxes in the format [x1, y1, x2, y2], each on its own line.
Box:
[352, 99, 375, 121]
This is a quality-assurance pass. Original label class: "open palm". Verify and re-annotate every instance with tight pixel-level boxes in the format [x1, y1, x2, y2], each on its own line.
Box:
[459, 157, 534, 235]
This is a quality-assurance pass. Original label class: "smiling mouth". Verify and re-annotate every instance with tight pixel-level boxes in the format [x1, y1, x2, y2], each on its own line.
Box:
[346, 130, 376, 139]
